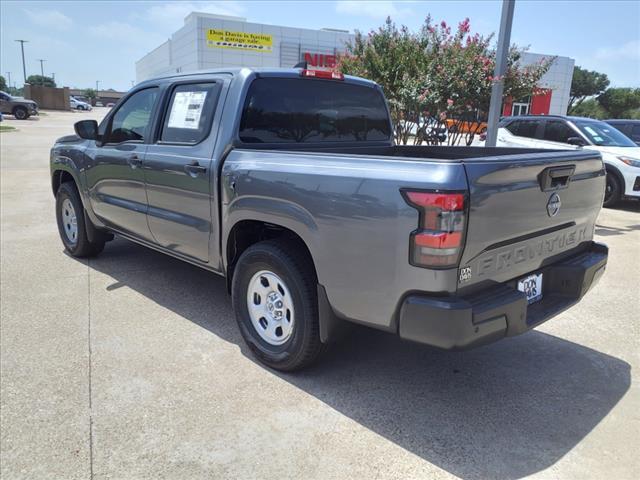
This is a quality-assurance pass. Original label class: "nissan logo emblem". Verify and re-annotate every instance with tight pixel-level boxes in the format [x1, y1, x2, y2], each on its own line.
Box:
[547, 193, 561, 217]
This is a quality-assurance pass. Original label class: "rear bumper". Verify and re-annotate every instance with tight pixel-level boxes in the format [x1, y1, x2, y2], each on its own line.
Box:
[399, 242, 608, 350]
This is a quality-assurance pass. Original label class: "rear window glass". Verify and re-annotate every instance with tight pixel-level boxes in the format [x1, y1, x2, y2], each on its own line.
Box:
[160, 83, 219, 144]
[239, 78, 391, 143]
[506, 119, 539, 138]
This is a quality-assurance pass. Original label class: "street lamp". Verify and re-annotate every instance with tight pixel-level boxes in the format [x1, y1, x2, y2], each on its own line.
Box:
[14, 40, 28, 84]
[37, 59, 46, 85]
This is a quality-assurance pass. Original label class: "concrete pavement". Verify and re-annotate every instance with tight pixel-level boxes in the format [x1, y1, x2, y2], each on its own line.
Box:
[1, 110, 638, 479]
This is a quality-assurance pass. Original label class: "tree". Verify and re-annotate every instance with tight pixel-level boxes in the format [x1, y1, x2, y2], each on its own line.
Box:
[0, 75, 7, 91]
[83, 88, 97, 105]
[597, 88, 640, 118]
[26, 75, 56, 87]
[569, 98, 607, 119]
[339, 16, 551, 145]
[568, 66, 609, 112]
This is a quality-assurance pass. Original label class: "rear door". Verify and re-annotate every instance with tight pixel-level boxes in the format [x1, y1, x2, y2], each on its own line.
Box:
[459, 150, 605, 289]
[143, 81, 223, 263]
[499, 119, 542, 148]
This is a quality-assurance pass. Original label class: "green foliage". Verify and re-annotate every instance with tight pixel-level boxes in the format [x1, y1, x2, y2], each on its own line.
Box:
[570, 99, 608, 119]
[0, 75, 7, 91]
[597, 88, 640, 118]
[83, 88, 97, 100]
[339, 16, 551, 145]
[26, 75, 56, 87]
[568, 66, 609, 112]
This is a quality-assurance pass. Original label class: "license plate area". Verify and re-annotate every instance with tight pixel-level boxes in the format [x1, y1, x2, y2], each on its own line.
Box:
[518, 273, 543, 304]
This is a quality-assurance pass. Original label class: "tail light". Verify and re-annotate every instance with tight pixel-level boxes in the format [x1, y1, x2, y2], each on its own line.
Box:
[402, 190, 466, 268]
[301, 69, 344, 80]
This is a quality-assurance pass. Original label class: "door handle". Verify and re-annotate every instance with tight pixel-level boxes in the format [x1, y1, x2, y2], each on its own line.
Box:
[538, 165, 576, 191]
[127, 154, 143, 168]
[184, 161, 207, 177]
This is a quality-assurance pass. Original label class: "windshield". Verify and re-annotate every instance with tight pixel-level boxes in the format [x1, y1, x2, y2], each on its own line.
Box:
[574, 120, 636, 147]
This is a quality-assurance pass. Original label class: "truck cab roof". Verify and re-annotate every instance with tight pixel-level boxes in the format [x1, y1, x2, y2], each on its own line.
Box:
[135, 67, 380, 89]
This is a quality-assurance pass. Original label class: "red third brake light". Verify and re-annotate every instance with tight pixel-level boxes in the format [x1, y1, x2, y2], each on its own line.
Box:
[301, 69, 344, 80]
[402, 191, 466, 268]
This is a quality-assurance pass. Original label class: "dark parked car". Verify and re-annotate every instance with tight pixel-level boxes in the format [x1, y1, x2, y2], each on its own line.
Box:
[605, 119, 640, 146]
[0, 90, 38, 120]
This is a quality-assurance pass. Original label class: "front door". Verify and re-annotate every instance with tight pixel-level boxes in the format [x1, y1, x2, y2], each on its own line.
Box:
[143, 82, 221, 262]
[86, 87, 159, 240]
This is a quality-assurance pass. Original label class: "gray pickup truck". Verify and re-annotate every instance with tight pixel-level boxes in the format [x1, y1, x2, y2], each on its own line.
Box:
[50, 68, 608, 371]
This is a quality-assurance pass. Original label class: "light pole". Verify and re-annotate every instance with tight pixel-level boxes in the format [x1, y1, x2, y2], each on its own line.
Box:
[14, 40, 28, 84]
[6, 72, 11, 89]
[51, 73, 55, 83]
[37, 59, 46, 85]
[485, 0, 516, 147]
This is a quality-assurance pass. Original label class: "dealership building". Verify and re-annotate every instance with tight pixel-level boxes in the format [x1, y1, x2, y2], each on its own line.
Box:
[136, 12, 574, 116]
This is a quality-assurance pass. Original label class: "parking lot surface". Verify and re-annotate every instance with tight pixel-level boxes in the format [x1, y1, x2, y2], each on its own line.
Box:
[1, 110, 638, 480]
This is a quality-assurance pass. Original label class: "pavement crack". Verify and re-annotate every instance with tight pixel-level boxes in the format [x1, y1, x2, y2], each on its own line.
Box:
[88, 261, 94, 480]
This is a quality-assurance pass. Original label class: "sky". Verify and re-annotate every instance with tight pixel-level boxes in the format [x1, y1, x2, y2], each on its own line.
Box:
[1, 0, 639, 92]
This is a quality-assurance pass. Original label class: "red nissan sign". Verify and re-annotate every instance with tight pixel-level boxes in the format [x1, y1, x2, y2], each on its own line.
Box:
[304, 52, 337, 69]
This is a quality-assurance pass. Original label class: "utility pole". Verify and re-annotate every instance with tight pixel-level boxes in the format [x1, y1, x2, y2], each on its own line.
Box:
[37, 59, 46, 85]
[96, 80, 100, 93]
[14, 40, 28, 84]
[6, 72, 11, 89]
[51, 73, 55, 83]
[485, 0, 516, 147]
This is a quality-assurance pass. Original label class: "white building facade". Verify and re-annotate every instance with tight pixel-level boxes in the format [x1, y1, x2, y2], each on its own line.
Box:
[136, 13, 353, 82]
[136, 12, 574, 116]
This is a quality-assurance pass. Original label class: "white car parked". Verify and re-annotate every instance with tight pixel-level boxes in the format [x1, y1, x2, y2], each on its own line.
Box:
[495, 115, 640, 206]
[70, 96, 92, 111]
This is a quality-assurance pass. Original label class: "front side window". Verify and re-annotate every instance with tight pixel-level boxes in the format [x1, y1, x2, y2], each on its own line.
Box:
[105, 88, 158, 144]
[160, 83, 219, 144]
[543, 120, 577, 144]
[239, 78, 391, 143]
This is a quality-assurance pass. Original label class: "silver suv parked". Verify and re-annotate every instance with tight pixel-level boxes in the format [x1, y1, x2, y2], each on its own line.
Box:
[0, 90, 38, 120]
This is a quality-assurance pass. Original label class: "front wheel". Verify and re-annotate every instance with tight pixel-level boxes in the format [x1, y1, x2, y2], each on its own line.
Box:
[13, 106, 29, 120]
[231, 240, 324, 371]
[55, 182, 105, 257]
[603, 171, 622, 208]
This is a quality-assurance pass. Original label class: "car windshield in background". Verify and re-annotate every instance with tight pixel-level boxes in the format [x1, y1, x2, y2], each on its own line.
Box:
[574, 120, 636, 147]
[239, 78, 391, 143]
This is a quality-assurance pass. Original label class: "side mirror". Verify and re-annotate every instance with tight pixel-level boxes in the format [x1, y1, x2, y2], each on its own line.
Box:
[74, 119, 99, 140]
[567, 136, 586, 147]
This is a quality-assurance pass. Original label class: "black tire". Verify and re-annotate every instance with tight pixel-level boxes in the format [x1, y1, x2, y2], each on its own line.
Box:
[55, 182, 105, 257]
[603, 170, 622, 208]
[231, 240, 324, 371]
[13, 106, 29, 120]
[76, 105, 83, 111]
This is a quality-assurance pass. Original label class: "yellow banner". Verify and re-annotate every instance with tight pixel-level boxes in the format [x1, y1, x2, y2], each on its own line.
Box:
[206, 29, 273, 52]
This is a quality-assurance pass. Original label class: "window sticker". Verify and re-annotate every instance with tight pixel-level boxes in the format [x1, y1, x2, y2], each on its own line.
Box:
[167, 91, 207, 129]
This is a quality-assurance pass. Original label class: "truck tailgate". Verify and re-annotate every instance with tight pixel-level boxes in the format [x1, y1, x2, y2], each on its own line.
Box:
[458, 150, 604, 289]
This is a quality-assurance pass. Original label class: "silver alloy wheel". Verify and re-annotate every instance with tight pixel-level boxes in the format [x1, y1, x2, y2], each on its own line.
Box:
[61, 198, 78, 244]
[246, 270, 295, 346]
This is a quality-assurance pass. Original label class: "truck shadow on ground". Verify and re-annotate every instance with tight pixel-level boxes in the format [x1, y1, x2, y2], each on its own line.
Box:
[85, 238, 631, 480]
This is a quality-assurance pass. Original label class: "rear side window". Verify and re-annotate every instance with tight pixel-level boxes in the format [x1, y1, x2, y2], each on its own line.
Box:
[631, 125, 640, 141]
[543, 120, 576, 144]
[160, 83, 220, 144]
[239, 78, 391, 143]
[505, 119, 539, 138]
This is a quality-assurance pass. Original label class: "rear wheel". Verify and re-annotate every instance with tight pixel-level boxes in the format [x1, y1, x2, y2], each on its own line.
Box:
[13, 106, 28, 120]
[231, 240, 324, 371]
[55, 182, 105, 257]
[603, 170, 622, 208]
